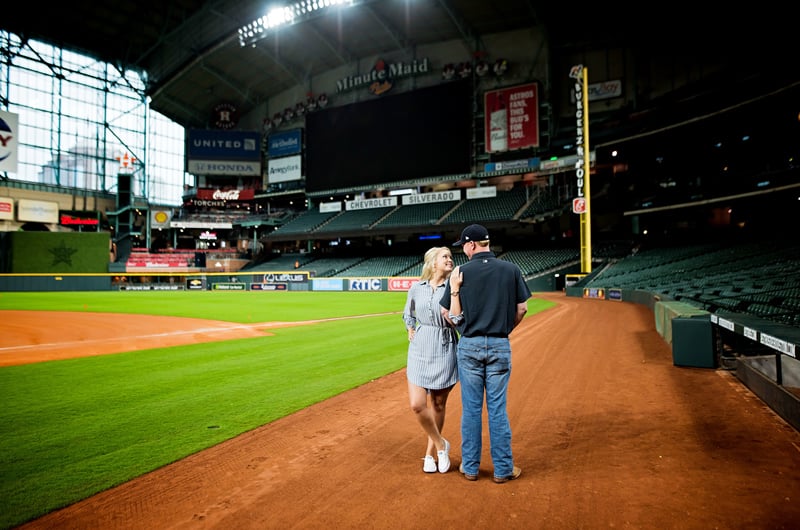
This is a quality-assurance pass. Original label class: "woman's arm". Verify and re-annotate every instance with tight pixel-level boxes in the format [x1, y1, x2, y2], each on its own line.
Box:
[403, 284, 418, 340]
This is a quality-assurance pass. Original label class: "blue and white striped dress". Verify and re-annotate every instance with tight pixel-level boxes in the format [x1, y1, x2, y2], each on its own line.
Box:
[402, 280, 458, 390]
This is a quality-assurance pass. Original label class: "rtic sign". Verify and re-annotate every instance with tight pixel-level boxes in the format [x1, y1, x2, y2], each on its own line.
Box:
[349, 279, 382, 291]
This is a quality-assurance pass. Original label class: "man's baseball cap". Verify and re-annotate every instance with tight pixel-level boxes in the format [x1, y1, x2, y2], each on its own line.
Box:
[453, 224, 490, 246]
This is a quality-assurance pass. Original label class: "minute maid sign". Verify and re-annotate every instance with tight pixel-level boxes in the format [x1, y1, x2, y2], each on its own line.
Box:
[336, 58, 430, 96]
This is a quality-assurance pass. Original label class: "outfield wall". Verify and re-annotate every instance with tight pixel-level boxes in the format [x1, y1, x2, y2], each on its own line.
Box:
[0, 271, 415, 293]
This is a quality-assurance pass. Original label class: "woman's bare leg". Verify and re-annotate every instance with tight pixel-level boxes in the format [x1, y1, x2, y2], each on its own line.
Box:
[408, 380, 446, 454]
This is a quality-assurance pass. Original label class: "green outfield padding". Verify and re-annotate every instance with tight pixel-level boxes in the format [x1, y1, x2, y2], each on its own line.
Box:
[7, 232, 110, 273]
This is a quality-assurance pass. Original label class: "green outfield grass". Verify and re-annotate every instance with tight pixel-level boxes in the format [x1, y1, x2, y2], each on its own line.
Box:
[0, 291, 556, 529]
[0, 290, 409, 322]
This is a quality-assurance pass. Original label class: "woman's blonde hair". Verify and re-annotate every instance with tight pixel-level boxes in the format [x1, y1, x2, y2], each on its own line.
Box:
[420, 246, 450, 282]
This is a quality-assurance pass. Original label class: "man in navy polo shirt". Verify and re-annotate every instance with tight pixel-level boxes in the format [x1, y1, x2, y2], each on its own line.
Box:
[440, 223, 531, 483]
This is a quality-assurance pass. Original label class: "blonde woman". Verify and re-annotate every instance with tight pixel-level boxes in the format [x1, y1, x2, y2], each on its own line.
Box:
[402, 246, 459, 473]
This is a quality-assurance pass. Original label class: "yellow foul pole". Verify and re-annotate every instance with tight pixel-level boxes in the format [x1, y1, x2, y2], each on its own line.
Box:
[571, 65, 592, 273]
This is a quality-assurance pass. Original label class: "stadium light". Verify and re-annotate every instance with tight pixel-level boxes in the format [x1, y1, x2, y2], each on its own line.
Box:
[238, 0, 357, 47]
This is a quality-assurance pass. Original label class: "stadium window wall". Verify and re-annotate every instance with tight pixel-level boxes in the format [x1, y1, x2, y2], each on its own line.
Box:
[0, 31, 190, 206]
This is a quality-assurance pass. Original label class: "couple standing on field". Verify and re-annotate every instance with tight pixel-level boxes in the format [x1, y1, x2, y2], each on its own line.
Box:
[402, 223, 531, 483]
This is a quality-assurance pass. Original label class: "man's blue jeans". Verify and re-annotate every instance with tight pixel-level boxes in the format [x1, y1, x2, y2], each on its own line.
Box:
[457, 335, 513, 478]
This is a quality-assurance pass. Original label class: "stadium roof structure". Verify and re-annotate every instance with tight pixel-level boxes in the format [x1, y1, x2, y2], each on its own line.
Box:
[3, 1, 792, 133]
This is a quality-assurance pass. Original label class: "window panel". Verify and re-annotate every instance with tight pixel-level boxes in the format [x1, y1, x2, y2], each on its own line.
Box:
[2, 31, 186, 206]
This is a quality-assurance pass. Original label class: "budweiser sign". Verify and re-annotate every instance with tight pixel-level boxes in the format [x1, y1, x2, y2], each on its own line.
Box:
[195, 188, 255, 201]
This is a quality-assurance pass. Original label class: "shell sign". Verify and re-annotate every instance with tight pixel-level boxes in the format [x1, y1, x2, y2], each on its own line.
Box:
[151, 210, 172, 228]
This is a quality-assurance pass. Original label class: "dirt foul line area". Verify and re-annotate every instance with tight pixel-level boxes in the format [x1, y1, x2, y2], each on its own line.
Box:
[7, 293, 800, 529]
[0, 311, 396, 367]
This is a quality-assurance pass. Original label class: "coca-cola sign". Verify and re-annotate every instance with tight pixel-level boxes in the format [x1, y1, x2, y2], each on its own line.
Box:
[195, 188, 255, 201]
[213, 189, 240, 200]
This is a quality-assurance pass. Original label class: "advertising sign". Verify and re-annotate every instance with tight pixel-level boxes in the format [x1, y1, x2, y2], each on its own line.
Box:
[466, 186, 497, 199]
[0, 196, 14, 221]
[259, 272, 308, 283]
[187, 160, 260, 176]
[267, 155, 302, 183]
[268, 129, 303, 157]
[587, 80, 622, 101]
[212, 283, 247, 290]
[313, 278, 344, 291]
[389, 278, 417, 291]
[484, 83, 539, 152]
[188, 130, 261, 161]
[583, 287, 605, 300]
[345, 197, 397, 211]
[320, 201, 342, 213]
[120, 284, 184, 291]
[484, 158, 540, 172]
[195, 189, 255, 201]
[0, 110, 18, 173]
[59, 211, 99, 227]
[187, 129, 261, 176]
[251, 283, 288, 291]
[151, 209, 172, 228]
[335, 57, 430, 94]
[17, 199, 58, 224]
[187, 278, 205, 290]
[401, 190, 460, 206]
[349, 278, 382, 291]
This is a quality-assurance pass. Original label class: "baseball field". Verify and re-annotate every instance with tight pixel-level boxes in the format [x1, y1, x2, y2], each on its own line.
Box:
[2, 291, 800, 529]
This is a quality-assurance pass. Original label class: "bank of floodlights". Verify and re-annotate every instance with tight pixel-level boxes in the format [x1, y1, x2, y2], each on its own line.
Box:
[238, 0, 357, 47]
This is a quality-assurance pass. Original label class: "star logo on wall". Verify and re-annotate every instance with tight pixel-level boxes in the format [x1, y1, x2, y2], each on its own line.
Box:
[48, 241, 78, 266]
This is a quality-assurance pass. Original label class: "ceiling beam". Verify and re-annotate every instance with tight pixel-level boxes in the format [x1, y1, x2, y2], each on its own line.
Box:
[134, 2, 220, 73]
[362, 4, 410, 52]
[302, 21, 355, 65]
[155, 93, 202, 125]
[149, 32, 239, 101]
[201, 64, 256, 104]
[434, 0, 480, 50]
[250, 42, 308, 88]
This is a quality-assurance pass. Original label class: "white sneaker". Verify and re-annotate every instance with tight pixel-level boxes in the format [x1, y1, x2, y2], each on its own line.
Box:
[437, 439, 451, 473]
[423, 455, 436, 473]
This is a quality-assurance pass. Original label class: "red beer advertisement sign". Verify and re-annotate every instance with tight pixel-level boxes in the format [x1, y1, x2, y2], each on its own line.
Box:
[484, 82, 539, 153]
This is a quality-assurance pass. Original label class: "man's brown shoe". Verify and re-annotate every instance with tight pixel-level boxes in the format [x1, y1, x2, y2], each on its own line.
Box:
[459, 463, 478, 481]
[492, 466, 521, 484]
